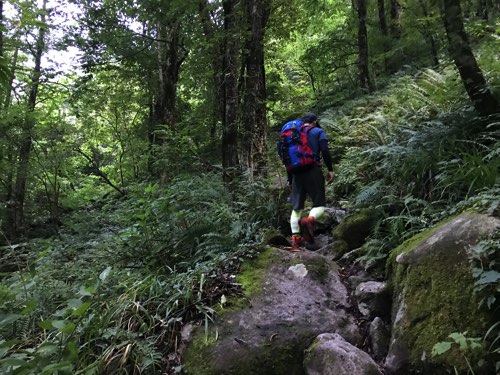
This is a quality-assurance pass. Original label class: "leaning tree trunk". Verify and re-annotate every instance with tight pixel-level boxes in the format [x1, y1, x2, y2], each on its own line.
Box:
[442, 0, 499, 117]
[357, 0, 373, 92]
[222, 0, 240, 188]
[241, 0, 270, 177]
[7, 0, 47, 241]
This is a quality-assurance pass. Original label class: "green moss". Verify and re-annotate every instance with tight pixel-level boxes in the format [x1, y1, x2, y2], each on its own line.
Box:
[304, 256, 330, 284]
[402, 251, 487, 372]
[182, 327, 219, 375]
[260, 341, 305, 375]
[304, 337, 321, 359]
[386, 214, 492, 374]
[261, 228, 283, 245]
[184, 328, 307, 375]
[332, 208, 379, 249]
[236, 247, 279, 297]
[385, 214, 459, 284]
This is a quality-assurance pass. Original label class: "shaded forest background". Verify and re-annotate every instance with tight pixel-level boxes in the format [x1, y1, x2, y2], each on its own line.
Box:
[0, 0, 498, 373]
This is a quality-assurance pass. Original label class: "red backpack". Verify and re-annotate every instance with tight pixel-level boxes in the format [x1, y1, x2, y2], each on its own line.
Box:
[277, 120, 318, 172]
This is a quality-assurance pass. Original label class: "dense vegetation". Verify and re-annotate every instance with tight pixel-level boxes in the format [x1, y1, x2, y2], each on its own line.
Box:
[0, 0, 498, 373]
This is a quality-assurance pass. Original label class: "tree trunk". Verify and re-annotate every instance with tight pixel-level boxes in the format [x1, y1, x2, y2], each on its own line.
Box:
[418, 0, 439, 66]
[222, 0, 240, 187]
[0, 0, 3, 55]
[153, 21, 183, 131]
[442, 0, 499, 116]
[7, 0, 47, 240]
[476, 0, 488, 20]
[377, 0, 390, 72]
[389, 0, 401, 38]
[199, 0, 225, 140]
[241, 0, 269, 177]
[378, 0, 389, 36]
[3, 47, 17, 108]
[357, 0, 373, 92]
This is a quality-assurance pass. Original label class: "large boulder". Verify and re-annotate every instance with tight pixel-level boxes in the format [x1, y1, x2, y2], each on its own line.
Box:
[304, 333, 383, 375]
[332, 208, 379, 250]
[384, 213, 499, 374]
[354, 281, 391, 320]
[182, 248, 361, 374]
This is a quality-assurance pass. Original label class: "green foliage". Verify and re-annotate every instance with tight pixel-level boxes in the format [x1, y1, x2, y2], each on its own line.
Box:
[432, 332, 483, 374]
[469, 236, 500, 311]
[0, 173, 281, 374]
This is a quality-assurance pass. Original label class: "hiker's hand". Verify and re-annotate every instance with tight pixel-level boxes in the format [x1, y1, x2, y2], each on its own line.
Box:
[326, 171, 334, 184]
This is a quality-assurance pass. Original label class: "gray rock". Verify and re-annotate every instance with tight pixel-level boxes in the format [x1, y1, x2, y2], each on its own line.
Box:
[368, 317, 390, 359]
[304, 333, 383, 375]
[316, 208, 346, 231]
[354, 281, 390, 320]
[316, 239, 349, 259]
[306, 233, 330, 251]
[348, 275, 369, 289]
[332, 208, 378, 250]
[385, 213, 500, 375]
[183, 248, 361, 374]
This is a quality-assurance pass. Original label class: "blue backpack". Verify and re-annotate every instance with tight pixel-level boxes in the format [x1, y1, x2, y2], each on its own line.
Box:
[277, 119, 318, 172]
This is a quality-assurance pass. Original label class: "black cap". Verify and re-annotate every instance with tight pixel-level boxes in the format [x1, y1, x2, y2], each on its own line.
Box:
[301, 113, 317, 123]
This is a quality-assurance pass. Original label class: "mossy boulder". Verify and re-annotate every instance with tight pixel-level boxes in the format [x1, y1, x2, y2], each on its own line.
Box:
[384, 213, 500, 375]
[182, 247, 361, 374]
[332, 209, 379, 250]
[304, 333, 383, 375]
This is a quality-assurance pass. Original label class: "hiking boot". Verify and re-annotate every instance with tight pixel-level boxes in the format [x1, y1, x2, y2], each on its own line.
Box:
[290, 235, 304, 250]
[299, 217, 315, 243]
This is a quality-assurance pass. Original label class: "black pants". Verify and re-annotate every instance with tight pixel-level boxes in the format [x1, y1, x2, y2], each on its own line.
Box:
[291, 166, 326, 211]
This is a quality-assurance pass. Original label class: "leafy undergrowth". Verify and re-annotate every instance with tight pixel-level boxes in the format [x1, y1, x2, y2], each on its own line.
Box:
[0, 174, 280, 374]
[322, 59, 499, 373]
[323, 59, 499, 270]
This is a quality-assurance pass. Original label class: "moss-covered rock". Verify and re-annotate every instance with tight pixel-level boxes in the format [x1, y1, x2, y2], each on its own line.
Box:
[332, 208, 379, 250]
[261, 228, 290, 247]
[384, 213, 500, 375]
[304, 333, 384, 375]
[182, 247, 361, 374]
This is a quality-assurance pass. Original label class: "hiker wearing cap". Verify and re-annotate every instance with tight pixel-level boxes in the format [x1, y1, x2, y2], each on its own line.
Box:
[285, 113, 334, 249]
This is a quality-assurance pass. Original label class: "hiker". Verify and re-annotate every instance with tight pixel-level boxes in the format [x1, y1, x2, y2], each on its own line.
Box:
[279, 113, 334, 249]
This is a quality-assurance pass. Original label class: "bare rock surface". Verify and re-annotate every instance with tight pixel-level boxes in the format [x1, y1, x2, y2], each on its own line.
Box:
[304, 333, 384, 375]
[183, 248, 361, 375]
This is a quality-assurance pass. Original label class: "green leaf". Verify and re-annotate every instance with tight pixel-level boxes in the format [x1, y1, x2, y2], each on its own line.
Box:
[71, 302, 91, 317]
[64, 340, 78, 361]
[21, 300, 38, 315]
[78, 285, 96, 297]
[67, 299, 83, 309]
[39, 320, 53, 330]
[40, 361, 73, 375]
[99, 266, 112, 281]
[449, 332, 467, 349]
[476, 270, 500, 285]
[0, 314, 23, 327]
[0, 357, 28, 367]
[0, 340, 20, 359]
[432, 341, 452, 356]
[52, 320, 76, 334]
[36, 343, 59, 357]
